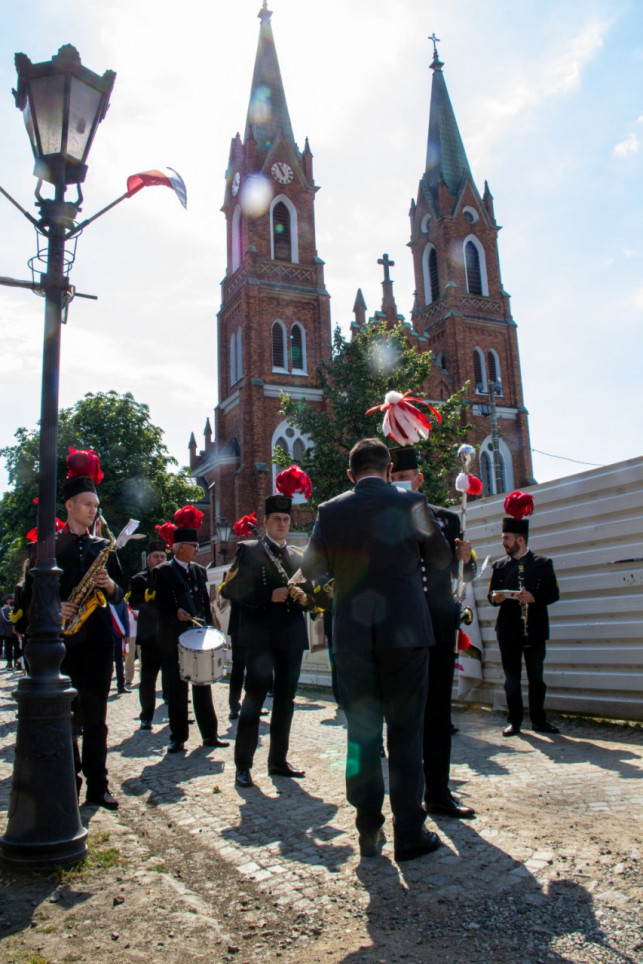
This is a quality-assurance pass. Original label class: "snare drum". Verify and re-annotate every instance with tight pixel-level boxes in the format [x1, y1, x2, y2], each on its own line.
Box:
[177, 627, 226, 684]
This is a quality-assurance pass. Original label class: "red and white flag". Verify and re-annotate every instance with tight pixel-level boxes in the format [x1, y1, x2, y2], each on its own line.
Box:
[126, 167, 187, 209]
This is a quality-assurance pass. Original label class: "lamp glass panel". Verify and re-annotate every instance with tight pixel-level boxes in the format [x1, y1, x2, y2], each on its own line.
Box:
[68, 77, 102, 161]
[29, 74, 66, 155]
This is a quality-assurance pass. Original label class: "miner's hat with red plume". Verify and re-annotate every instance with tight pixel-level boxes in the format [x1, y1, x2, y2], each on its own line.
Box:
[62, 447, 104, 501]
[265, 465, 312, 516]
[502, 491, 534, 536]
[172, 505, 204, 544]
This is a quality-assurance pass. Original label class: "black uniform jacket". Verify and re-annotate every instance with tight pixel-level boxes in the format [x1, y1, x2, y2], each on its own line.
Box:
[220, 540, 313, 653]
[127, 569, 160, 646]
[488, 550, 560, 645]
[423, 504, 477, 645]
[24, 526, 124, 648]
[302, 477, 451, 655]
[152, 558, 213, 652]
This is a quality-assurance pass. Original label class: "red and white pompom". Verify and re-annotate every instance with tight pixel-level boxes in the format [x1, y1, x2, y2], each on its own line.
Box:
[455, 473, 484, 496]
[275, 465, 313, 500]
[233, 512, 258, 539]
[365, 390, 442, 446]
[503, 490, 534, 520]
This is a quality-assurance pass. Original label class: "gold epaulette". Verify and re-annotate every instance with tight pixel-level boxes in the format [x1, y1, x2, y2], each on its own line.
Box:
[10, 609, 22, 624]
[124, 591, 131, 602]
[144, 589, 156, 603]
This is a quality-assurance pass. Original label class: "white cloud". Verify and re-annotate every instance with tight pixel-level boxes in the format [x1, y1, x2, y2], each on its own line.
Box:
[613, 132, 640, 157]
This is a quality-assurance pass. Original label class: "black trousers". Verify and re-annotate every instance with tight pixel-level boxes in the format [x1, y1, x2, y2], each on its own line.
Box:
[423, 642, 456, 803]
[139, 640, 164, 723]
[334, 647, 428, 841]
[3, 635, 19, 664]
[113, 638, 125, 691]
[163, 646, 219, 744]
[498, 637, 548, 728]
[234, 643, 303, 769]
[228, 634, 246, 710]
[62, 640, 113, 795]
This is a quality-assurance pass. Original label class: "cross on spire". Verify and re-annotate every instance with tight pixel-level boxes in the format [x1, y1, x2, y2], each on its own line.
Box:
[258, 1, 272, 21]
[378, 253, 395, 284]
[429, 32, 443, 70]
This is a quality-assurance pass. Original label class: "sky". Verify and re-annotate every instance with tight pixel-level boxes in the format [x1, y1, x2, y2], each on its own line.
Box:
[0, 0, 642, 494]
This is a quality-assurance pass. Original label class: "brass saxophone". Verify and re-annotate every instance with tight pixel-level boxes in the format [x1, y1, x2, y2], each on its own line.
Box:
[63, 515, 116, 636]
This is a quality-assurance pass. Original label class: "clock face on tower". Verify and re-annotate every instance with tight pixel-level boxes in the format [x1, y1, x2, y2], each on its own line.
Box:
[231, 171, 241, 196]
[271, 161, 294, 185]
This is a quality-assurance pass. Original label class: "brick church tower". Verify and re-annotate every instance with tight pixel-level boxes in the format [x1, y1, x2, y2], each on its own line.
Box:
[190, 3, 331, 560]
[407, 39, 534, 494]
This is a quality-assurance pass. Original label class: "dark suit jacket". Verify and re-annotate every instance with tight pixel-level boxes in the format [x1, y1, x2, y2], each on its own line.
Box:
[127, 569, 160, 647]
[423, 504, 477, 646]
[302, 477, 451, 655]
[488, 550, 559, 645]
[152, 558, 213, 652]
[220, 540, 313, 653]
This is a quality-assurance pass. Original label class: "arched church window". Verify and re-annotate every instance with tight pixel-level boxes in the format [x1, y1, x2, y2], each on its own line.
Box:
[480, 450, 492, 494]
[271, 419, 312, 500]
[229, 334, 236, 387]
[293, 438, 306, 462]
[481, 437, 513, 494]
[487, 349, 501, 393]
[473, 347, 486, 393]
[272, 321, 287, 371]
[231, 205, 242, 273]
[272, 201, 291, 262]
[465, 241, 482, 295]
[429, 248, 440, 303]
[290, 322, 306, 373]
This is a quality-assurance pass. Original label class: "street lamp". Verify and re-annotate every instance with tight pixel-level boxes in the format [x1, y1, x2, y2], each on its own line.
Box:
[215, 517, 233, 565]
[0, 46, 115, 870]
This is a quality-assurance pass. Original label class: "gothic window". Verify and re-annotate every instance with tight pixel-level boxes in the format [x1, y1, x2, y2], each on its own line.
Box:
[290, 322, 306, 373]
[480, 450, 492, 494]
[236, 327, 243, 382]
[229, 334, 236, 387]
[231, 205, 242, 273]
[487, 349, 501, 393]
[435, 351, 447, 372]
[293, 437, 306, 462]
[271, 419, 312, 501]
[272, 201, 292, 261]
[422, 243, 440, 304]
[465, 241, 482, 295]
[272, 320, 287, 371]
[473, 347, 486, 393]
[480, 436, 514, 494]
[463, 235, 489, 296]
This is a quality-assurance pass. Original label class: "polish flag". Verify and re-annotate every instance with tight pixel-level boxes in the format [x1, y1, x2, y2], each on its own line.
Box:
[126, 167, 187, 209]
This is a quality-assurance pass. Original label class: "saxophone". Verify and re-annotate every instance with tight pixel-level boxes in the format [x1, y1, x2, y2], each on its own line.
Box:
[63, 515, 116, 636]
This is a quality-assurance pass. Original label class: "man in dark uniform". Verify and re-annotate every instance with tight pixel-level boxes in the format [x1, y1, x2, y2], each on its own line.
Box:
[127, 539, 167, 730]
[391, 445, 477, 819]
[220, 494, 314, 788]
[488, 497, 560, 737]
[303, 438, 452, 862]
[23, 452, 124, 809]
[152, 511, 228, 754]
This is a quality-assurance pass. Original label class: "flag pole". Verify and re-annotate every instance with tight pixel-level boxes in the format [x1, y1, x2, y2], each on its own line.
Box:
[65, 190, 132, 239]
[0, 184, 41, 228]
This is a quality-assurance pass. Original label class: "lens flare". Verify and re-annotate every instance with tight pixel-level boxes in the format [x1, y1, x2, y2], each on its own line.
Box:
[367, 338, 402, 376]
[240, 173, 273, 218]
[248, 84, 272, 125]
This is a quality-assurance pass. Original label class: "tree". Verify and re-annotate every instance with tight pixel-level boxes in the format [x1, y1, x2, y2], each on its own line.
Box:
[0, 391, 202, 591]
[277, 322, 473, 511]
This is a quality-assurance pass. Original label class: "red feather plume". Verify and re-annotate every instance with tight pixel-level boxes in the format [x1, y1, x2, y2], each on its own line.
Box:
[275, 465, 312, 500]
[173, 505, 204, 529]
[467, 476, 484, 496]
[155, 522, 178, 547]
[66, 447, 104, 485]
[503, 490, 534, 520]
[233, 512, 258, 538]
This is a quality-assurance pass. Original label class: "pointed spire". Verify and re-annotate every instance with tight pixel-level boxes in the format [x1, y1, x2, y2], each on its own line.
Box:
[378, 253, 397, 313]
[353, 288, 367, 327]
[245, 4, 295, 154]
[424, 38, 473, 198]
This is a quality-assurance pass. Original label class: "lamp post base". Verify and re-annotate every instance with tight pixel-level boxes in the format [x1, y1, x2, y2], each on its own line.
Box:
[0, 671, 88, 870]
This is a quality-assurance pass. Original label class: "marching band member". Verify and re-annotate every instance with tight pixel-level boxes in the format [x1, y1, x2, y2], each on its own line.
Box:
[151, 507, 228, 754]
[488, 491, 560, 737]
[127, 538, 168, 730]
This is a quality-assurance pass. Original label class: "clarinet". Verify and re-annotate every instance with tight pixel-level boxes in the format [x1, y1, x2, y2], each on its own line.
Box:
[517, 560, 530, 647]
[248, 523, 305, 592]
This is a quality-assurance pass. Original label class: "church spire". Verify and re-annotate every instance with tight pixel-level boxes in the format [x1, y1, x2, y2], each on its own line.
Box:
[424, 37, 473, 198]
[245, 3, 295, 154]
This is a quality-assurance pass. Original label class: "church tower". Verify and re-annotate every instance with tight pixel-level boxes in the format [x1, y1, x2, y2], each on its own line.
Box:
[192, 3, 331, 553]
[409, 39, 534, 494]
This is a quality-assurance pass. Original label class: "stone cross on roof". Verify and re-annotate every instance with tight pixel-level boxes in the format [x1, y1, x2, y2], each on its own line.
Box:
[378, 253, 395, 284]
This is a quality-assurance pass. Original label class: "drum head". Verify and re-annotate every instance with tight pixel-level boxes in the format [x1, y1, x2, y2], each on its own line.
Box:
[178, 627, 226, 651]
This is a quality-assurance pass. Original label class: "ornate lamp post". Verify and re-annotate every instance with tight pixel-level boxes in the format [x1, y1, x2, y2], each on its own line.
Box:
[215, 517, 233, 565]
[0, 46, 115, 869]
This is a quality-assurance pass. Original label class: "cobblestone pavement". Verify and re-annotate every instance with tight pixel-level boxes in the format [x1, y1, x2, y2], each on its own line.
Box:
[0, 665, 642, 962]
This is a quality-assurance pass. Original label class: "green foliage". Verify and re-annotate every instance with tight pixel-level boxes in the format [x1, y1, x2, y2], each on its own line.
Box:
[277, 322, 473, 511]
[0, 391, 202, 590]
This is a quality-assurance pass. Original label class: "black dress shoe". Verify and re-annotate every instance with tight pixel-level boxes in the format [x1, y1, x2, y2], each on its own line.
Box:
[117, 686, 131, 694]
[228, 708, 240, 720]
[533, 721, 559, 734]
[267, 761, 305, 778]
[425, 795, 476, 819]
[358, 828, 386, 858]
[202, 737, 230, 748]
[394, 828, 441, 863]
[502, 723, 521, 737]
[235, 768, 254, 788]
[167, 741, 185, 753]
[260, 708, 270, 717]
[139, 720, 152, 731]
[86, 789, 119, 811]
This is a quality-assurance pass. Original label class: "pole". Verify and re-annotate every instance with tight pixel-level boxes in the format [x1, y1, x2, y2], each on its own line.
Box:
[0, 187, 88, 869]
[488, 380, 504, 494]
